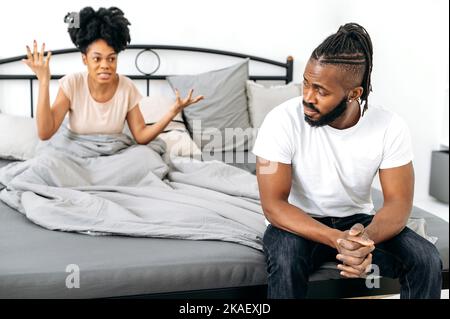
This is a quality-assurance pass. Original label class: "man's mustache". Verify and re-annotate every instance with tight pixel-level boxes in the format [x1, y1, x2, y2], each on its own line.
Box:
[302, 100, 320, 113]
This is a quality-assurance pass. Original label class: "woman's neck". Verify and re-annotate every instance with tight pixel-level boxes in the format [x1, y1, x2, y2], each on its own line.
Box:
[87, 73, 119, 101]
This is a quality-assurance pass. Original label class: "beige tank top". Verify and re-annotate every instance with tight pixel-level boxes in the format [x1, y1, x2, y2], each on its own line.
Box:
[58, 72, 142, 134]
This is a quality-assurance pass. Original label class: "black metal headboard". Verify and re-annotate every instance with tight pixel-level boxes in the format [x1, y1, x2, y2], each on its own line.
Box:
[0, 45, 294, 117]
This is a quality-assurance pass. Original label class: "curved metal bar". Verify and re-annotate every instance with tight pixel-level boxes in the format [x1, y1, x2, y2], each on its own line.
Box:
[0, 45, 289, 69]
[134, 49, 161, 75]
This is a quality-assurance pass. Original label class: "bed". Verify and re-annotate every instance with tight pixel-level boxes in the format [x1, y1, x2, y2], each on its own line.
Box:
[0, 46, 448, 299]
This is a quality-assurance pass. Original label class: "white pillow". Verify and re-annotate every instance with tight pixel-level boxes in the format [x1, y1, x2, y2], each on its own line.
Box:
[246, 80, 302, 128]
[134, 96, 202, 159]
[0, 113, 39, 160]
[139, 96, 185, 131]
[159, 130, 202, 162]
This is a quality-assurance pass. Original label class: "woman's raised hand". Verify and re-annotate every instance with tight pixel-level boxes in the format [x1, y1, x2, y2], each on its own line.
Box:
[171, 89, 204, 115]
[22, 40, 52, 84]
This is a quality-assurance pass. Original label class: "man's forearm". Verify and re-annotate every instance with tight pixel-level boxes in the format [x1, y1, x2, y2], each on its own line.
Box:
[365, 201, 411, 244]
[266, 201, 341, 249]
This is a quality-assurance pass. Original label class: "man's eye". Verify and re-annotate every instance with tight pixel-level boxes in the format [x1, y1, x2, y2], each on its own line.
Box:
[318, 90, 327, 96]
[93, 57, 99, 62]
[108, 58, 115, 62]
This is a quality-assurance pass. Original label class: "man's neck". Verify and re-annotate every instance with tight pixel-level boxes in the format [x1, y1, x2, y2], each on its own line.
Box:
[328, 101, 361, 130]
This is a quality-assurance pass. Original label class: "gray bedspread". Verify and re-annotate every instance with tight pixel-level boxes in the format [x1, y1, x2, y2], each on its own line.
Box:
[0, 127, 265, 251]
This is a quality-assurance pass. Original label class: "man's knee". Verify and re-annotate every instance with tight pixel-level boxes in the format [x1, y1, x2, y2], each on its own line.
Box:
[263, 225, 311, 272]
[416, 244, 442, 274]
[407, 235, 442, 275]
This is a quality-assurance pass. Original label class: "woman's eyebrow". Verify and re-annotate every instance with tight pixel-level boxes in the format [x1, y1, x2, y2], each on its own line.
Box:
[92, 52, 117, 57]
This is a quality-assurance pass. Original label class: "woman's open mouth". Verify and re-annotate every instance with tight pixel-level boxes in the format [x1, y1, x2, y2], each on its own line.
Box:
[98, 72, 112, 80]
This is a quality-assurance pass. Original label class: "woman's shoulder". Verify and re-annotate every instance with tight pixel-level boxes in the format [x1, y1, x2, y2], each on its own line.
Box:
[118, 74, 141, 94]
[60, 72, 86, 85]
[118, 74, 136, 87]
[58, 73, 87, 97]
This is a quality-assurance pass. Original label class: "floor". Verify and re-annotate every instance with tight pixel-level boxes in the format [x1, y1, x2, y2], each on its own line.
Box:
[381, 289, 449, 299]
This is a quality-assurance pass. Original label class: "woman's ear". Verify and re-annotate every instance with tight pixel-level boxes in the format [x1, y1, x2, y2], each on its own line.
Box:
[81, 54, 87, 66]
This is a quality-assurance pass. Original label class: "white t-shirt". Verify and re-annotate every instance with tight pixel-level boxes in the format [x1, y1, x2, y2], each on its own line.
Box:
[252, 97, 413, 218]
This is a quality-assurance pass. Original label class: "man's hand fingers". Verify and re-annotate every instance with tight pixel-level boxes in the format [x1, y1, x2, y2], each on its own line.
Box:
[337, 238, 360, 251]
[338, 244, 374, 258]
[349, 223, 364, 236]
[347, 234, 374, 247]
[337, 252, 373, 278]
[360, 253, 373, 273]
[337, 264, 363, 277]
[339, 270, 360, 278]
[336, 253, 364, 267]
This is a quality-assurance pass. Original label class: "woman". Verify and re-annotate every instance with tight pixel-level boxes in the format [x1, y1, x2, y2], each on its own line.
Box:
[22, 6, 203, 143]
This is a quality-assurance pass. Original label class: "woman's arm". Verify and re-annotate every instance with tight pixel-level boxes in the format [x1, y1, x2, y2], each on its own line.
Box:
[22, 41, 70, 140]
[126, 89, 203, 145]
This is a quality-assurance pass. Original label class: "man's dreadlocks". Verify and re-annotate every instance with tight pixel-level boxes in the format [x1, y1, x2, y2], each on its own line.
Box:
[311, 23, 373, 113]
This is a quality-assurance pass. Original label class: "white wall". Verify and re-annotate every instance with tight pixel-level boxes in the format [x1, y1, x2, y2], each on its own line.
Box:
[0, 0, 448, 203]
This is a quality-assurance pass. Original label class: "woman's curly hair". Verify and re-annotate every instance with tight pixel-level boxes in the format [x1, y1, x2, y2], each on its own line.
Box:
[66, 7, 131, 54]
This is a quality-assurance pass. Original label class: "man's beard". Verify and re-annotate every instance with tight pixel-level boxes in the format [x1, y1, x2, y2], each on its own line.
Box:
[303, 97, 348, 127]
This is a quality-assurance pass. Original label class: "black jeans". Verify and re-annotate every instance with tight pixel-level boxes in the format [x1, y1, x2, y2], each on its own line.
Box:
[263, 214, 443, 299]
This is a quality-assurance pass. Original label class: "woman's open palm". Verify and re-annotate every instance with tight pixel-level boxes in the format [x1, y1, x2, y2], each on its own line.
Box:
[171, 89, 204, 114]
[22, 40, 52, 83]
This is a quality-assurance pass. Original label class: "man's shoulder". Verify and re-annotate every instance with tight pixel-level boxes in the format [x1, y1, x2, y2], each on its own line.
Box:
[364, 104, 406, 125]
[366, 104, 397, 118]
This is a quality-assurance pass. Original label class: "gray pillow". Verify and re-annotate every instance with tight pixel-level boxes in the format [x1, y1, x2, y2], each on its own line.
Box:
[167, 60, 252, 152]
[247, 80, 302, 128]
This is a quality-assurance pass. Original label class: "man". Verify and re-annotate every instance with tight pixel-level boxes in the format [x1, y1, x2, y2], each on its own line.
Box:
[253, 22, 442, 299]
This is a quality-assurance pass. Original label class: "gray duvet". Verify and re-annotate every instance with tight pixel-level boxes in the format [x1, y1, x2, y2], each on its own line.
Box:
[0, 127, 265, 251]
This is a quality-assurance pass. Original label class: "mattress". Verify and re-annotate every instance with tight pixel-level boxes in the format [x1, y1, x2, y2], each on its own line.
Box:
[0, 159, 448, 298]
[0, 158, 268, 298]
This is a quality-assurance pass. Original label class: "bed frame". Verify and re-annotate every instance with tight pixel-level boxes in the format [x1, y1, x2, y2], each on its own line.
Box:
[1, 46, 447, 299]
[0, 45, 293, 118]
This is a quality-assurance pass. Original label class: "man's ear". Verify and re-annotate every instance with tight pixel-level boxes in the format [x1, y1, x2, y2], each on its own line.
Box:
[348, 86, 363, 101]
[81, 54, 87, 66]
